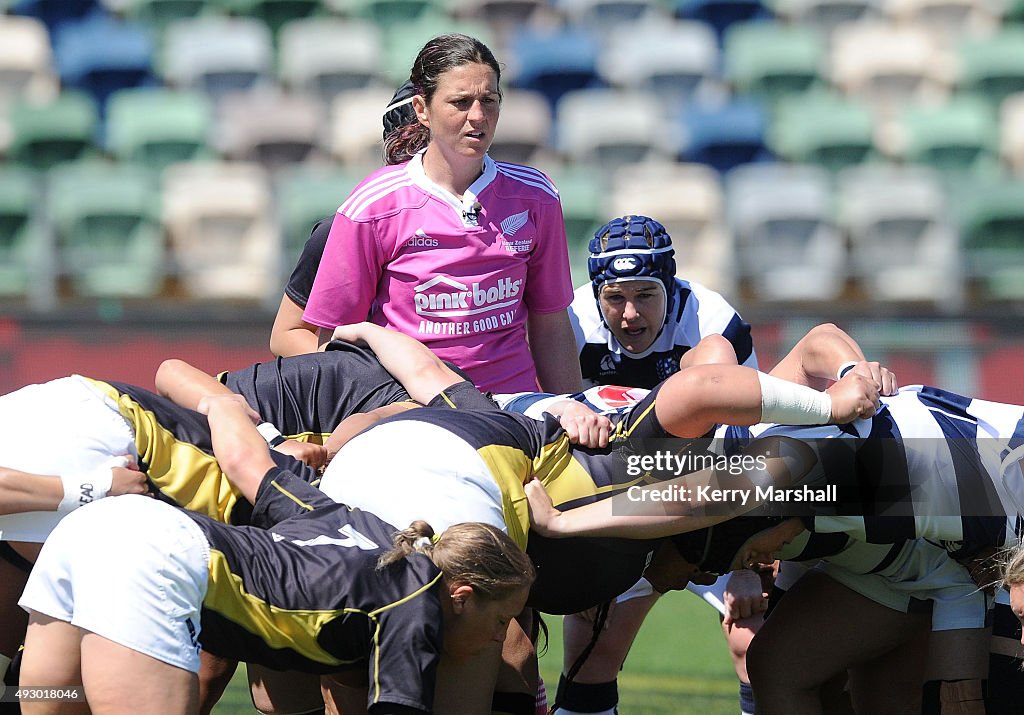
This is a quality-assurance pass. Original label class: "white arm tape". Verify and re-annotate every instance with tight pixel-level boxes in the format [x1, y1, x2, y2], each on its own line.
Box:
[257, 422, 286, 447]
[58, 456, 122, 514]
[757, 372, 832, 425]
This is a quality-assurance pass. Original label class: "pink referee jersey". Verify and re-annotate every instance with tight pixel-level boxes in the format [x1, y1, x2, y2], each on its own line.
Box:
[303, 153, 574, 393]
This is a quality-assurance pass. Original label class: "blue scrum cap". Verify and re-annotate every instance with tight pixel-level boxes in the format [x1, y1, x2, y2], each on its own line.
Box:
[588, 214, 676, 306]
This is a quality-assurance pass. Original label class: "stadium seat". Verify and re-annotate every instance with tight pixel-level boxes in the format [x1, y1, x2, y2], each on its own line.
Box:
[768, 92, 877, 172]
[723, 22, 825, 107]
[121, 0, 205, 35]
[9, 0, 97, 34]
[885, 0, 999, 38]
[274, 165, 361, 263]
[328, 87, 394, 169]
[105, 87, 213, 170]
[957, 30, 1024, 109]
[959, 179, 1024, 300]
[596, 20, 723, 106]
[545, 167, 605, 285]
[488, 89, 552, 165]
[672, 0, 769, 43]
[47, 161, 164, 297]
[558, 0, 661, 33]
[894, 97, 999, 175]
[610, 162, 736, 295]
[1001, 92, 1024, 174]
[555, 88, 677, 170]
[380, 18, 494, 85]
[52, 14, 156, 115]
[8, 91, 99, 170]
[0, 167, 51, 302]
[161, 17, 274, 100]
[725, 163, 845, 301]
[509, 27, 604, 112]
[830, 21, 954, 112]
[770, 0, 882, 36]
[448, 0, 545, 31]
[216, 88, 326, 168]
[837, 164, 962, 308]
[279, 18, 383, 100]
[677, 98, 772, 174]
[162, 161, 278, 302]
[216, 0, 322, 39]
[344, 0, 443, 25]
[0, 15, 58, 108]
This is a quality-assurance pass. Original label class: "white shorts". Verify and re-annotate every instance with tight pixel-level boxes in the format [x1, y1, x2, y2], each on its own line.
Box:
[319, 420, 507, 535]
[19, 495, 209, 672]
[818, 540, 991, 631]
[0, 376, 137, 542]
[613, 575, 729, 616]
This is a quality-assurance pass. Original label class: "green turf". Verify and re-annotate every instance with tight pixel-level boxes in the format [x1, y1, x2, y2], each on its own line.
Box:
[213, 590, 739, 713]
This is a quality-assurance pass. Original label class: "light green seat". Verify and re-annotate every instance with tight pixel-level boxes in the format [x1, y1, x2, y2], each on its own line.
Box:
[8, 91, 98, 170]
[900, 97, 999, 175]
[0, 168, 48, 298]
[47, 162, 164, 297]
[770, 92, 877, 172]
[123, 0, 206, 35]
[210, 0, 322, 39]
[380, 18, 494, 84]
[347, 0, 443, 26]
[106, 87, 213, 170]
[957, 30, 1024, 108]
[959, 180, 1024, 300]
[723, 21, 825, 106]
[275, 166, 362, 257]
[545, 167, 606, 287]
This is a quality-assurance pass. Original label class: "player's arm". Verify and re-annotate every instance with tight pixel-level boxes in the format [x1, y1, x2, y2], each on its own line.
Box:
[157, 358, 327, 470]
[769, 323, 897, 395]
[330, 322, 464, 404]
[527, 309, 583, 394]
[270, 295, 323, 357]
[526, 437, 817, 540]
[198, 394, 275, 504]
[0, 460, 147, 515]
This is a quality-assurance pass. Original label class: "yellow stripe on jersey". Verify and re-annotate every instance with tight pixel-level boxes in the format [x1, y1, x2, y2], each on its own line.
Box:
[269, 478, 316, 511]
[205, 549, 367, 668]
[86, 379, 242, 522]
[368, 572, 443, 705]
[610, 397, 659, 443]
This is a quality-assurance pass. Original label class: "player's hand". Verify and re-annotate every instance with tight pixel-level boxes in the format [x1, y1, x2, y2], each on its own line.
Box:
[275, 439, 328, 471]
[722, 569, 768, 627]
[196, 394, 261, 424]
[525, 477, 562, 537]
[826, 372, 879, 423]
[847, 361, 898, 397]
[731, 517, 806, 572]
[108, 457, 150, 497]
[553, 401, 612, 448]
[330, 323, 371, 347]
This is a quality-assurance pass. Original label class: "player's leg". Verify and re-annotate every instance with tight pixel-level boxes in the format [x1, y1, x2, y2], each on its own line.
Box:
[493, 610, 539, 715]
[0, 543, 32, 695]
[197, 652, 237, 715]
[747, 570, 929, 715]
[921, 628, 990, 715]
[434, 642, 502, 715]
[553, 593, 659, 715]
[248, 665, 324, 714]
[846, 620, 929, 714]
[678, 334, 740, 371]
[720, 614, 761, 715]
[986, 596, 1024, 715]
[18, 613, 88, 715]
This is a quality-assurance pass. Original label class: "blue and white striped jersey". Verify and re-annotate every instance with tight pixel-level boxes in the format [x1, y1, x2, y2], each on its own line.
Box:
[718, 385, 1024, 559]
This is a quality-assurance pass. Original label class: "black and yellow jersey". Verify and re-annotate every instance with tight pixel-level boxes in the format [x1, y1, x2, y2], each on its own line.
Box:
[220, 343, 415, 444]
[85, 378, 319, 525]
[375, 383, 671, 550]
[187, 467, 443, 711]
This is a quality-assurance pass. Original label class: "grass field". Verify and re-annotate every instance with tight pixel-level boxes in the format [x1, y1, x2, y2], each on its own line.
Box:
[212, 591, 739, 714]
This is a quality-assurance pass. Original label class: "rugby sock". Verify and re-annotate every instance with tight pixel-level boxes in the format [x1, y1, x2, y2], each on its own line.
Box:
[739, 681, 755, 715]
[536, 676, 548, 715]
[552, 676, 617, 715]
[491, 691, 535, 715]
[986, 654, 1024, 714]
[922, 679, 986, 715]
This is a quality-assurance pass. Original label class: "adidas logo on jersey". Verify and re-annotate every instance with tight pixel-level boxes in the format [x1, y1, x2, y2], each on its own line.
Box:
[406, 228, 438, 247]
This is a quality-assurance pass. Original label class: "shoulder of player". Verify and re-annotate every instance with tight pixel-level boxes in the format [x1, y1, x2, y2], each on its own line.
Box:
[338, 165, 429, 222]
[491, 161, 560, 203]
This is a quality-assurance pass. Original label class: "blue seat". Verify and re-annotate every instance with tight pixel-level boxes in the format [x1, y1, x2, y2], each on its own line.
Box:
[10, 0, 97, 34]
[509, 28, 603, 112]
[673, 0, 770, 43]
[678, 99, 772, 173]
[53, 14, 155, 116]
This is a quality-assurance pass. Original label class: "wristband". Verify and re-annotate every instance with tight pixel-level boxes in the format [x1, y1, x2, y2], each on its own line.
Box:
[836, 361, 858, 380]
[757, 372, 832, 425]
[58, 457, 120, 514]
[257, 422, 286, 447]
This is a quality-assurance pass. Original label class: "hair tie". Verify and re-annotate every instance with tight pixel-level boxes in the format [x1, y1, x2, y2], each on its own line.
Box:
[413, 536, 432, 550]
